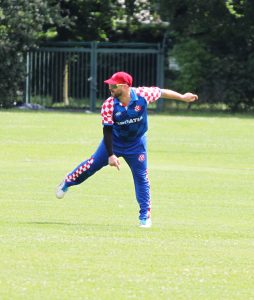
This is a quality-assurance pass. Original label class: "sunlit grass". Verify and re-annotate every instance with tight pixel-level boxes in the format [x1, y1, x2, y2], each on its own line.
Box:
[0, 110, 253, 299]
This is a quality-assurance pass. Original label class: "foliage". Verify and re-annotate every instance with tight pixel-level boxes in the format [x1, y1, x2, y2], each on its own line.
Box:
[160, 0, 254, 111]
[54, 0, 254, 111]
[56, 0, 114, 41]
[0, 0, 69, 107]
[56, 0, 167, 42]
[1, 0, 254, 111]
[109, 0, 168, 42]
[170, 39, 212, 95]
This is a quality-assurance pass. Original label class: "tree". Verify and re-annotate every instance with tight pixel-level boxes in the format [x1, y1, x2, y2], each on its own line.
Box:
[0, 0, 69, 107]
[55, 0, 167, 42]
[159, 0, 254, 111]
[109, 0, 168, 42]
[56, 0, 114, 41]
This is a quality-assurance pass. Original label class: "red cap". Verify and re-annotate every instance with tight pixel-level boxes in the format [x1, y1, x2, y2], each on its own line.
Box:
[104, 71, 133, 86]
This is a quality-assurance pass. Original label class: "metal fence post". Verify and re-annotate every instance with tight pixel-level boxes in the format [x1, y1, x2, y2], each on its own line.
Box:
[156, 43, 165, 111]
[25, 51, 31, 104]
[90, 42, 97, 111]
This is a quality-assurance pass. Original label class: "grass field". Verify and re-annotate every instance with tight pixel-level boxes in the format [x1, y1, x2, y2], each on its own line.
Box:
[0, 110, 254, 300]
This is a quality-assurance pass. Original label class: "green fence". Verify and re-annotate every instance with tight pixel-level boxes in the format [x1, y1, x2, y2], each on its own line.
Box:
[25, 42, 165, 111]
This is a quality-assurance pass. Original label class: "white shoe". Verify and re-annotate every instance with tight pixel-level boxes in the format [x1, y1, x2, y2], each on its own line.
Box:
[56, 181, 68, 199]
[139, 218, 152, 228]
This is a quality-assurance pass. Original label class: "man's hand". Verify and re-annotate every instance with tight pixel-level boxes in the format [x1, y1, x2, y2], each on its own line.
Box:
[108, 155, 120, 171]
[182, 93, 198, 102]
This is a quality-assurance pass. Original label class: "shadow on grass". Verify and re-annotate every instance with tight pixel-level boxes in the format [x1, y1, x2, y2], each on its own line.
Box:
[14, 221, 158, 232]
[17, 221, 135, 231]
[19, 221, 112, 227]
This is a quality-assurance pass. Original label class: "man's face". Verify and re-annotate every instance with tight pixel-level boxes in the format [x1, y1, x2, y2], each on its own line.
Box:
[108, 84, 127, 98]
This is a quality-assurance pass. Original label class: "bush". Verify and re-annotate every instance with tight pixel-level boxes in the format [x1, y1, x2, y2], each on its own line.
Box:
[0, 0, 69, 108]
[170, 39, 254, 112]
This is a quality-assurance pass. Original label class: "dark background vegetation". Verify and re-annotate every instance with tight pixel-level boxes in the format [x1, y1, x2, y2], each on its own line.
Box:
[0, 0, 254, 111]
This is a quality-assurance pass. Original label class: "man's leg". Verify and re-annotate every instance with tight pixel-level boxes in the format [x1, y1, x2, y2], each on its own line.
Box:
[56, 140, 108, 198]
[124, 152, 151, 223]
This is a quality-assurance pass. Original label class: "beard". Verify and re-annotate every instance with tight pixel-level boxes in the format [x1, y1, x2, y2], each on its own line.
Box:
[110, 90, 123, 98]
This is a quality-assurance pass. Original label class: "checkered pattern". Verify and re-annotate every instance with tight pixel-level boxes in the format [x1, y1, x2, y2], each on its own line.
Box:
[147, 205, 151, 219]
[101, 97, 114, 125]
[134, 87, 161, 104]
[65, 157, 94, 183]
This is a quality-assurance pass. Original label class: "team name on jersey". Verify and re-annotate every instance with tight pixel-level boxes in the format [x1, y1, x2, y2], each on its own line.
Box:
[116, 115, 143, 126]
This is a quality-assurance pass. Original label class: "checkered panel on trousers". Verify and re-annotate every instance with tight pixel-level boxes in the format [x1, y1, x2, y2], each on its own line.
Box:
[66, 158, 94, 182]
[134, 87, 161, 104]
[101, 97, 114, 125]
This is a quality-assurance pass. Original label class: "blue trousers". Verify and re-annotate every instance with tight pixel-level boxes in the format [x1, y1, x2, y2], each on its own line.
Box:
[64, 138, 151, 220]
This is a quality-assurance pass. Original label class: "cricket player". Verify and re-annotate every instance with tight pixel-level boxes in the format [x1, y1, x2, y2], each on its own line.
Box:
[56, 71, 198, 228]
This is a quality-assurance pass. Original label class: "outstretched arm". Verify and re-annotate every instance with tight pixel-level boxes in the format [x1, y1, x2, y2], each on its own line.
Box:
[161, 89, 198, 103]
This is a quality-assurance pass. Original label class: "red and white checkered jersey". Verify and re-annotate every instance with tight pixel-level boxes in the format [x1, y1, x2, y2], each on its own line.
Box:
[101, 86, 161, 125]
[101, 96, 114, 125]
[134, 86, 161, 104]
